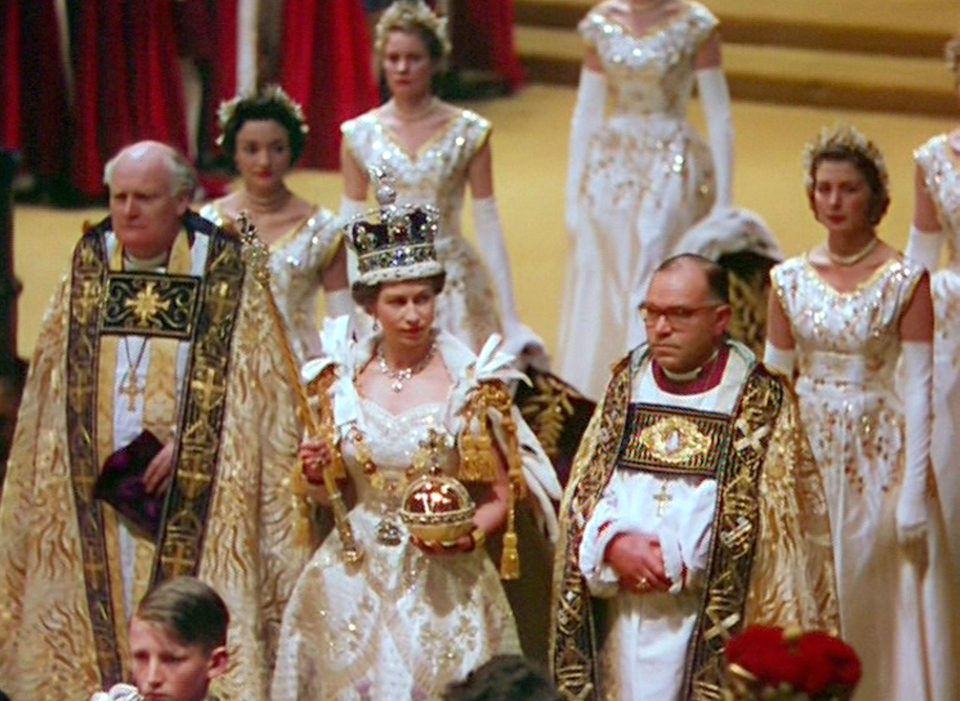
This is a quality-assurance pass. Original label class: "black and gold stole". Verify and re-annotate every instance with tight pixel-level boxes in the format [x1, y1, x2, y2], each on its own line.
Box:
[551, 351, 784, 700]
[65, 213, 245, 687]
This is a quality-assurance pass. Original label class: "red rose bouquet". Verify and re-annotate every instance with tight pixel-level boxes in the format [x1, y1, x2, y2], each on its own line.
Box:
[724, 626, 861, 701]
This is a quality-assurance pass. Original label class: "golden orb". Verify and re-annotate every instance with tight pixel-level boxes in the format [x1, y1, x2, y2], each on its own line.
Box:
[400, 472, 476, 544]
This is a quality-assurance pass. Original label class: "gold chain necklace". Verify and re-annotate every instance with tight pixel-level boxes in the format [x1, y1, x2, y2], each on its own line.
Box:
[376, 341, 438, 393]
[826, 236, 879, 266]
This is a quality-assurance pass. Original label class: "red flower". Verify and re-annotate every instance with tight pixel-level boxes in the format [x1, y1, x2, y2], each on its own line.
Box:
[725, 626, 861, 700]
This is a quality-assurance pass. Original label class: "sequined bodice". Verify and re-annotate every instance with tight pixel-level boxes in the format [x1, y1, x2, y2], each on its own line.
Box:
[916, 134, 960, 266]
[771, 257, 924, 389]
[341, 109, 491, 239]
[344, 398, 458, 510]
[579, 1, 717, 117]
[199, 204, 341, 360]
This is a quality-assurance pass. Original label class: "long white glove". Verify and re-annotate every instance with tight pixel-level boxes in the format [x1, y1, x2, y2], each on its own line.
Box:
[763, 340, 795, 378]
[473, 196, 545, 359]
[697, 67, 734, 208]
[325, 288, 355, 319]
[898, 340, 932, 544]
[566, 68, 607, 235]
[905, 225, 943, 272]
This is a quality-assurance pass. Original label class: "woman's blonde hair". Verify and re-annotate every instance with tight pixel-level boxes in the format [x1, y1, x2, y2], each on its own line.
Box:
[374, 1, 451, 66]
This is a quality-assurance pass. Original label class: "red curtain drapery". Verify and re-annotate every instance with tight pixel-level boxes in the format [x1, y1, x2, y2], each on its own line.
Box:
[280, 0, 379, 170]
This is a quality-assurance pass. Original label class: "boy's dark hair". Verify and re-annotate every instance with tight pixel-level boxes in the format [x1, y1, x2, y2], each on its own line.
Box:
[442, 655, 563, 701]
[135, 577, 229, 653]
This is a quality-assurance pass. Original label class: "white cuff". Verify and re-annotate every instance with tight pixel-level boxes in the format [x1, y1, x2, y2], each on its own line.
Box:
[898, 340, 932, 543]
[566, 68, 607, 234]
[579, 500, 628, 598]
[89, 685, 143, 701]
[697, 67, 734, 208]
[763, 341, 795, 378]
[905, 225, 943, 272]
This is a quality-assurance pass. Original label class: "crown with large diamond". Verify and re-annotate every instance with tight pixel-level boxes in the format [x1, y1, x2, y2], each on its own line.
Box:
[349, 167, 443, 286]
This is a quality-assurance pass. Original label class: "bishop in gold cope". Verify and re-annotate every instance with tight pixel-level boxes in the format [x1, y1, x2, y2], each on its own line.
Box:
[549, 254, 838, 701]
[0, 141, 315, 701]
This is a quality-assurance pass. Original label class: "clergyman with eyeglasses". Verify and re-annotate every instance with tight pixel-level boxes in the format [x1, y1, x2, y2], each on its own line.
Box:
[549, 253, 838, 700]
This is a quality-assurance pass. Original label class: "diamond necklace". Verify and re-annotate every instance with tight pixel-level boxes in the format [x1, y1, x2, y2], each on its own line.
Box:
[376, 340, 438, 393]
[826, 236, 879, 266]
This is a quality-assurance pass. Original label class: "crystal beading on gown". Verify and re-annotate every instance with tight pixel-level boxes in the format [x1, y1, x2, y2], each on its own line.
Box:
[771, 256, 956, 701]
[341, 109, 502, 351]
[557, 1, 722, 399]
[913, 133, 960, 576]
[200, 203, 342, 361]
[269, 322, 561, 700]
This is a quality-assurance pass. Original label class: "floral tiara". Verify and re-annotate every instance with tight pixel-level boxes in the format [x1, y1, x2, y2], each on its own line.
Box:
[947, 36, 960, 78]
[375, 0, 451, 60]
[215, 84, 309, 146]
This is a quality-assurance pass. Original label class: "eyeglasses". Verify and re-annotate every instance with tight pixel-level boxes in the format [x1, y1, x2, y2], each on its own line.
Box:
[638, 302, 724, 326]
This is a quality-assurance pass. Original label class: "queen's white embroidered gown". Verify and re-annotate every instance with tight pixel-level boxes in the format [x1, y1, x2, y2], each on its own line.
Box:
[914, 134, 960, 579]
[557, 1, 719, 399]
[199, 203, 342, 361]
[270, 324, 561, 700]
[771, 256, 956, 701]
[341, 110, 501, 351]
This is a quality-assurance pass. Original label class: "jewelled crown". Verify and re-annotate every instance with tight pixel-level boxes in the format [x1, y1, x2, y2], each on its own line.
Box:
[349, 167, 443, 286]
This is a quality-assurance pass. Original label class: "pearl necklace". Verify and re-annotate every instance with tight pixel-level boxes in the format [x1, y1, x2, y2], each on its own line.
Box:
[826, 236, 880, 266]
[377, 340, 438, 392]
[388, 97, 439, 124]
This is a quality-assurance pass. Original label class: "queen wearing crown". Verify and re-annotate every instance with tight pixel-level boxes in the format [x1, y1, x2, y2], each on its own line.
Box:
[269, 181, 561, 700]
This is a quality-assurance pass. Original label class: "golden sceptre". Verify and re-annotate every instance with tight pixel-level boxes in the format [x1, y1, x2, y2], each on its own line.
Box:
[238, 212, 363, 564]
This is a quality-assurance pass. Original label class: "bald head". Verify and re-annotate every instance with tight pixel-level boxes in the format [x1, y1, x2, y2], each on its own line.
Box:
[105, 142, 195, 260]
[103, 141, 197, 198]
[653, 254, 729, 304]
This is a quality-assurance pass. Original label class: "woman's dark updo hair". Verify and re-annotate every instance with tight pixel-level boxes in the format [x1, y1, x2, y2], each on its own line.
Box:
[217, 85, 308, 164]
[352, 272, 446, 314]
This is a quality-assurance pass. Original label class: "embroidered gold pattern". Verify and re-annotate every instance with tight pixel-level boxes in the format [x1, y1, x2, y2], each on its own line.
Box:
[638, 415, 711, 464]
[618, 404, 733, 477]
[102, 272, 201, 338]
[550, 353, 784, 701]
[66, 229, 123, 687]
[153, 236, 245, 583]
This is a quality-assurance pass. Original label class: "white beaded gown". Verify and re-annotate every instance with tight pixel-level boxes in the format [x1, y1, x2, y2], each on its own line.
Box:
[270, 325, 561, 700]
[341, 110, 500, 351]
[771, 256, 956, 701]
[914, 134, 960, 577]
[557, 1, 719, 399]
[199, 203, 342, 361]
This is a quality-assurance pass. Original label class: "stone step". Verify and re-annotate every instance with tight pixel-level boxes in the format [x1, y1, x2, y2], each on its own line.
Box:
[515, 0, 957, 57]
[516, 24, 957, 116]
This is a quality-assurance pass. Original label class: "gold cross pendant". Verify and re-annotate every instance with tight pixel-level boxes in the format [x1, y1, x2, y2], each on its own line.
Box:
[119, 372, 143, 412]
[653, 482, 672, 518]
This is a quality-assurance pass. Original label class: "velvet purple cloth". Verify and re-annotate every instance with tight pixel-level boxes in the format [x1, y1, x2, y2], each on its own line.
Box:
[93, 429, 165, 539]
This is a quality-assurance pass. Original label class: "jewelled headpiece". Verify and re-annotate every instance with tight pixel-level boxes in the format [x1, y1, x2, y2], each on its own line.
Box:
[349, 167, 443, 286]
[215, 84, 309, 146]
[946, 36, 960, 79]
[802, 123, 889, 193]
[375, 0, 451, 61]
